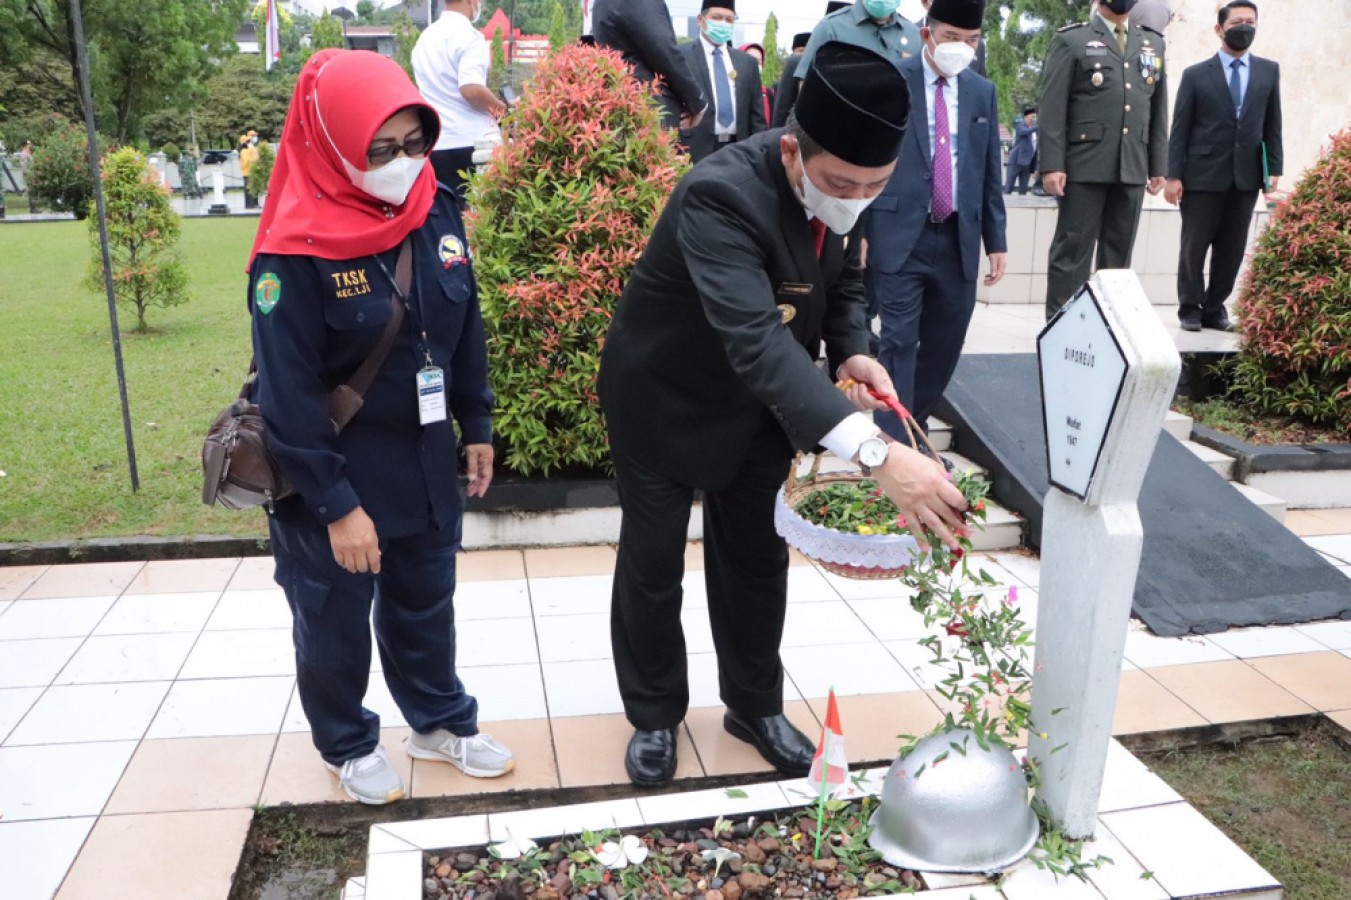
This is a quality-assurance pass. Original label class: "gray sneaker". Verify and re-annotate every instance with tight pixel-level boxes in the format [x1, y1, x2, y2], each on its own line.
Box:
[324, 746, 406, 805]
[408, 729, 515, 777]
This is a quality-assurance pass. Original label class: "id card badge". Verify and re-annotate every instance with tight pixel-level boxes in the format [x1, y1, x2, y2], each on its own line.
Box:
[416, 367, 447, 425]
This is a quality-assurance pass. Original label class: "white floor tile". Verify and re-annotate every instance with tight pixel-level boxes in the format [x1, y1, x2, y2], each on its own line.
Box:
[1206, 625, 1329, 659]
[638, 781, 789, 827]
[454, 578, 532, 620]
[1082, 822, 1170, 900]
[462, 663, 549, 721]
[686, 652, 725, 708]
[1122, 631, 1234, 669]
[1100, 802, 1280, 898]
[205, 589, 292, 630]
[787, 566, 845, 603]
[0, 595, 117, 640]
[782, 601, 876, 647]
[782, 641, 922, 698]
[0, 638, 83, 688]
[488, 798, 644, 841]
[93, 591, 219, 636]
[680, 606, 717, 655]
[919, 887, 1004, 900]
[281, 683, 309, 733]
[146, 675, 294, 738]
[680, 571, 709, 609]
[983, 552, 1041, 587]
[0, 740, 137, 820]
[999, 858, 1106, 898]
[847, 596, 935, 641]
[0, 687, 43, 744]
[535, 612, 610, 662]
[1294, 618, 1351, 650]
[529, 574, 613, 616]
[816, 569, 910, 600]
[377, 815, 490, 852]
[541, 659, 624, 717]
[55, 632, 197, 684]
[178, 628, 296, 679]
[883, 637, 963, 691]
[1305, 534, 1351, 564]
[1097, 739, 1183, 814]
[0, 600, 11, 618]
[0, 817, 97, 900]
[361, 677, 409, 729]
[456, 617, 539, 666]
[4, 681, 171, 746]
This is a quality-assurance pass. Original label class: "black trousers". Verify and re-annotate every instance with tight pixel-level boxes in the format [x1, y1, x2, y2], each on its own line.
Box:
[1176, 187, 1259, 321]
[430, 147, 476, 200]
[269, 514, 478, 765]
[873, 220, 977, 437]
[1045, 181, 1146, 320]
[1004, 163, 1034, 194]
[610, 435, 792, 731]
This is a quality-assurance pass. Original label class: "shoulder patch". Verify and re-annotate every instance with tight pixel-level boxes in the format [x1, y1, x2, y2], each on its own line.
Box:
[1058, 21, 1087, 32]
[255, 272, 281, 315]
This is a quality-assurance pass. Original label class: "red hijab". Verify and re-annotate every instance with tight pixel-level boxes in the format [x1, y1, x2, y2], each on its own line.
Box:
[248, 49, 441, 266]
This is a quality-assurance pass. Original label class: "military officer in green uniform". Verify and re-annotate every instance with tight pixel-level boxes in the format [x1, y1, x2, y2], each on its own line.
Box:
[798, 0, 922, 77]
[1038, 0, 1168, 320]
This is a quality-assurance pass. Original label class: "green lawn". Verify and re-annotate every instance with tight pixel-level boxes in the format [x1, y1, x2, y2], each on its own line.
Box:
[0, 217, 269, 542]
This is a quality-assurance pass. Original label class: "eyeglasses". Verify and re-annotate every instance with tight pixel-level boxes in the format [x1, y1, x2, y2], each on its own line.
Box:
[367, 132, 433, 167]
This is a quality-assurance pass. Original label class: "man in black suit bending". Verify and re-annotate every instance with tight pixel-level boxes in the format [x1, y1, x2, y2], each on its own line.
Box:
[679, 0, 767, 163]
[592, 0, 708, 130]
[1165, 0, 1282, 332]
[599, 43, 967, 787]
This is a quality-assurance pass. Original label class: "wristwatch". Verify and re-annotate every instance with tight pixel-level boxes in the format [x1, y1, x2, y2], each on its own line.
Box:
[856, 435, 890, 476]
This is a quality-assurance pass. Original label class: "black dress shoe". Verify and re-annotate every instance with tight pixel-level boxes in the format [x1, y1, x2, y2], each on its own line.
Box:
[724, 710, 815, 776]
[1179, 314, 1203, 332]
[1203, 313, 1234, 332]
[625, 728, 677, 785]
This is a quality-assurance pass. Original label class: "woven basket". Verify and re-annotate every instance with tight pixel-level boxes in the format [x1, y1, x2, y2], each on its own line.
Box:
[775, 410, 942, 580]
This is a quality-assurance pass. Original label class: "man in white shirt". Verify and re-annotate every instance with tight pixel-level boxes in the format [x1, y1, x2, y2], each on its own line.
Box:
[678, 0, 767, 163]
[412, 0, 507, 198]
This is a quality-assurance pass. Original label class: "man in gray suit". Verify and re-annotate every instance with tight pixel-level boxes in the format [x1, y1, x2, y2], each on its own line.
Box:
[1005, 107, 1038, 194]
[592, 0, 707, 130]
[1164, 0, 1281, 331]
[679, 0, 767, 163]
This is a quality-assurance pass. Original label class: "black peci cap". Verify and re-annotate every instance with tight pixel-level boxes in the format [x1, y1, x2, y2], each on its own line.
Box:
[792, 32, 812, 50]
[1023, 106, 1037, 116]
[701, 0, 733, 11]
[795, 41, 910, 168]
[826, 1, 850, 13]
[926, 0, 985, 29]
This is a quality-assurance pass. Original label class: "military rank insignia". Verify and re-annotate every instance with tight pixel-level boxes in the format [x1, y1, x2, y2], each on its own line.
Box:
[255, 272, 281, 315]
[778, 304, 797, 324]
[439, 234, 469, 269]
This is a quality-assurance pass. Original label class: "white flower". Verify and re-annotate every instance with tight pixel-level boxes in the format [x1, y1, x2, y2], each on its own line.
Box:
[593, 834, 649, 869]
[488, 829, 538, 860]
[700, 847, 742, 878]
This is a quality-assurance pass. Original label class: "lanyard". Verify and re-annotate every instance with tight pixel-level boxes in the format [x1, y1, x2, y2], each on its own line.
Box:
[374, 247, 435, 369]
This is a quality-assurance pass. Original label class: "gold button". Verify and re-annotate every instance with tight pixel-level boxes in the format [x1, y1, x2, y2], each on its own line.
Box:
[1123, 127, 1129, 135]
[1124, 104, 1132, 112]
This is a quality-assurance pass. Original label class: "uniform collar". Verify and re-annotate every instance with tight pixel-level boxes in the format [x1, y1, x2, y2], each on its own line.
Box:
[853, 2, 896, 28]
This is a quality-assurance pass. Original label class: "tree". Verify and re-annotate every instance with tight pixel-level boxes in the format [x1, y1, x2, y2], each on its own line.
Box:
[246, 141, 276, 199]
[355, 0, 375, 22]
[761, 12, 782, 89]
[309, 11, 347, 57]
[982, 0, 1093, 122]
[85, 147, 189, 331]
[192, 55, 295, 150]
[391, 12, 420, 79]
[26, 113, 94, 218]
[0, 0, 249, 143]
[547, 0, 569, 52]
[488, 27, 507, 92]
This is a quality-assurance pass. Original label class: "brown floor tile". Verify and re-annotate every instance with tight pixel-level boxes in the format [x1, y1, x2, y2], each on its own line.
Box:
[21, 561, 144, 599]
[686, 702, 820, 776]
[1112, 669, 1208, 735]
[0, 565, 48, 600]
[57, 808, 252, 900]
[105, 735, 277, 814]
[553, 713, 701, 786]
[1328, 709, 1351, 733]
[1148, 660, 1315, 724]
[259, 727, 412, 806]
[123, 558, 240, 595]
[684, 542, 705, 571]
[804, 692, 943, 764]
[1248, 651, 1351, 711]
[789, 549, 812, 567]
[227, 556, 280, 591]
[458, 549, 527, 582]
[1285, 510, 1348, 537]
[1310, 508, 1351, 530]
[525, 546, 617, 578]
[411, 718, 560, 797]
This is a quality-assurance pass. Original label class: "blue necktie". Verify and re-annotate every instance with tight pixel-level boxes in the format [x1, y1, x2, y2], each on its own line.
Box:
[712, 47, 735, 129]
[1229, 58, 1243, 114]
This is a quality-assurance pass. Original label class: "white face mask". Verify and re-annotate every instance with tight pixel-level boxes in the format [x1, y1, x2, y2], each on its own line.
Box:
[930, 40, 976, 77]
[346, 154, 426, 207]
[471, 1, 483, 23]
[794, 156, 876, 235]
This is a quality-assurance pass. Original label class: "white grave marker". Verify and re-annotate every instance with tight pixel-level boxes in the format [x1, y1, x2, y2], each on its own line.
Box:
[1028, 271, 1181, 839]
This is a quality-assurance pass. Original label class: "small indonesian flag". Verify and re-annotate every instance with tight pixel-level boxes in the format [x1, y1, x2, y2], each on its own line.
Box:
[264, 0, 282, 71]
[807, 689, 848, 796]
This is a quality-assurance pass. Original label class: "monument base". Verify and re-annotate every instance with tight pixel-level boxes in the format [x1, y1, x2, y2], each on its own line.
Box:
[207, 204, 230, 215]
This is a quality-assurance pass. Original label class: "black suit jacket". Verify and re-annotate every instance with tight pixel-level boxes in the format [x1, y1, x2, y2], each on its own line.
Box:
[592, 0, 708, 128]
[772, 54, 803, 128]
[1167, 53, 1282, 192]
[598, 130, 868, 491]
[679, 39, 768, 162]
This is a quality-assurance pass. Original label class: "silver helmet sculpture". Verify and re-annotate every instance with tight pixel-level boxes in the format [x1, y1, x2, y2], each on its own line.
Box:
[867, 728, 1039, 873]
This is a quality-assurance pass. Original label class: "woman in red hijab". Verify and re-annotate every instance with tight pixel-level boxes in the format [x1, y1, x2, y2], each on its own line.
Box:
[249, 49, 512, 805]
[737, 43, 774, 130]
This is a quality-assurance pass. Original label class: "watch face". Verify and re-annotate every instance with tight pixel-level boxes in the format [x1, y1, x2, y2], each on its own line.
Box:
[860, 439, 888, 468]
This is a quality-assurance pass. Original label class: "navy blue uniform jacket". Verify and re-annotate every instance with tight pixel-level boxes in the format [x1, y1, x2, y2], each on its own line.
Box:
[249, 187, 492, 539]
[865, 56, 1007, 283]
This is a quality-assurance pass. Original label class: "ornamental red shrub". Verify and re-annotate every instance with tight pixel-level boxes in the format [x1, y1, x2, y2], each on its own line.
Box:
[466, 45, 689, 475]
[1231, 127, 1351, 433]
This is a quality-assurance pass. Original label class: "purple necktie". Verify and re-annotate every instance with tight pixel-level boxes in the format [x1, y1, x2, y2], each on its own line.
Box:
[931, 76, 954, 221]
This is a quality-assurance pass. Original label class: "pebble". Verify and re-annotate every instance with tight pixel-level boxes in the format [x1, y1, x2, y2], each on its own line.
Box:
[600, 885, 620, 900]
[696, 839, 721, 851]
[761, 865, 776, 877]
[756, 838, 780, 853]
[725, 857, 743, 874]
[731, 823, 751, 839]
[710, 878, 724, 890]
[810, 858, 837, 873]
[536, 887, 560, 900]
[704, 891, 724, 900]
[458, 852, 481, 870]
[551, 874, 573, 895]
[722, 881, 742, 900]
[825, 875, 842, 890]
[736, 872, 770, 892]
[864, 873, 888, 887]
[659, 837, 679, 849]
[783, 888, 804, 899]
[900, 871, 923, 890]
[741, 843, 766, 865]
[436, 862, 454, 878]
[468, 871, 486, 883]
[880, 868, 899, 880]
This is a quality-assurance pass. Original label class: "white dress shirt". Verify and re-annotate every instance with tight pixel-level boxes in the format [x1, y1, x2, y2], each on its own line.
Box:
[923, 52, 960, 212]
[701, 34, 738, 137]
[411, 10, 499, 150]
[1218, 48, 1252, 112]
